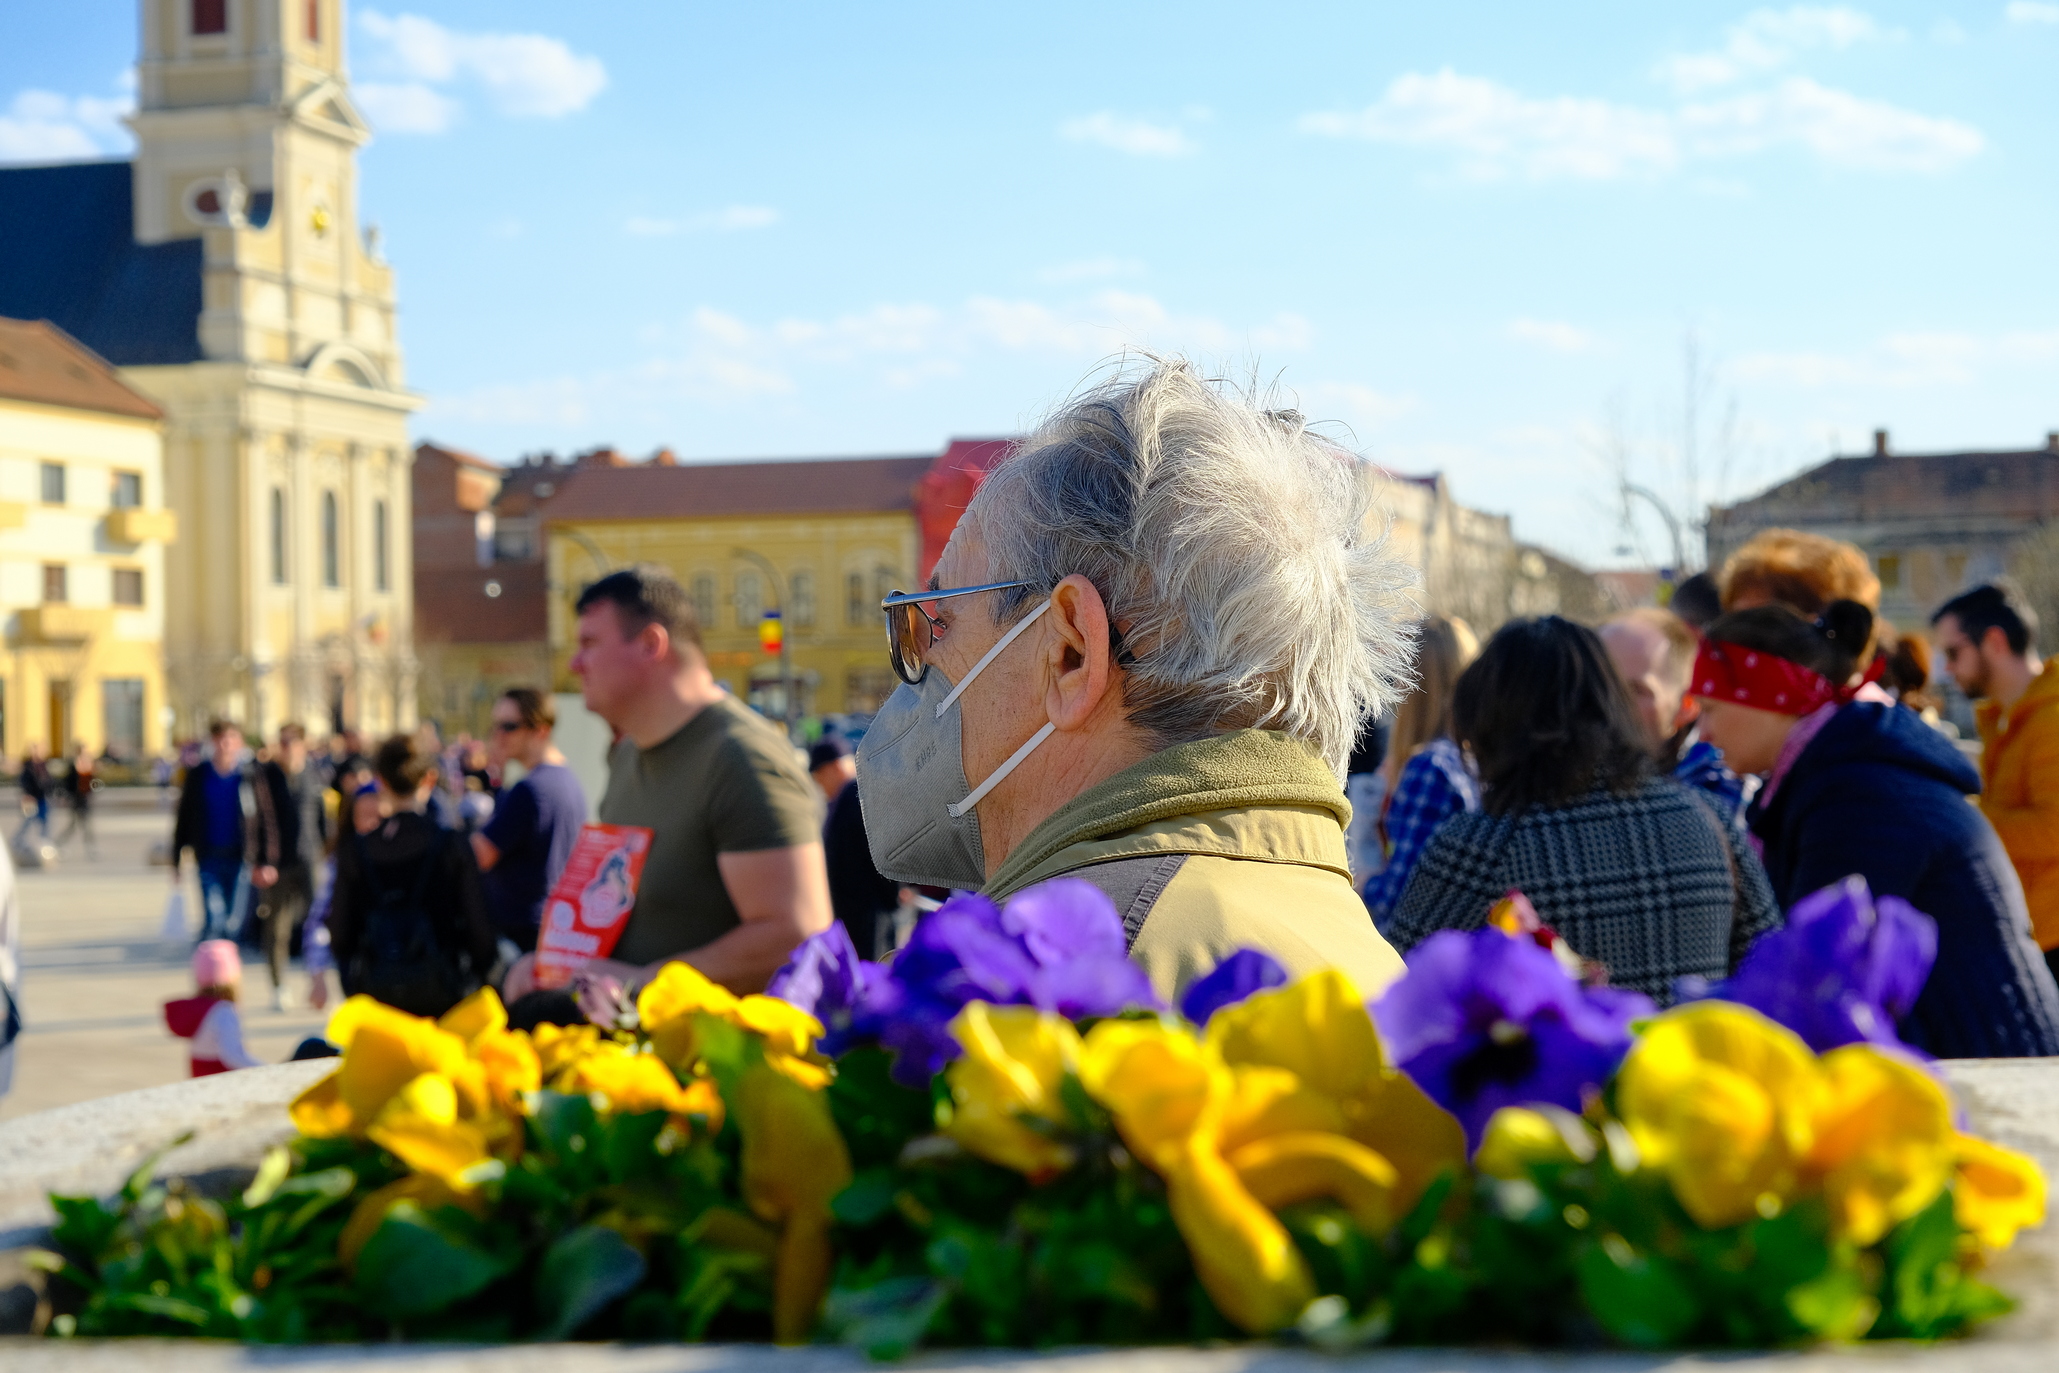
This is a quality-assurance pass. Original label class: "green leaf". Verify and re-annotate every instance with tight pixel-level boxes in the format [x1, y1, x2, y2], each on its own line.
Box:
[351, 1202, 511, 1320]
[823, 1276, 950, 1359]
[241, 1147, 294, 1208]
[1575, 1237, 1699, 1347]
[831, 1169, 899, 1227]
[1785, 1261, 1880, 1340]
[533, 1224, 648, 1340]
[103, 1291, 211, 1326]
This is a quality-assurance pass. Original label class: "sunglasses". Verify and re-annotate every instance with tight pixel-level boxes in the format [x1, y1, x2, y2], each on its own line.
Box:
[491, 720, 528, 734]
[880, 581, 1034, 685]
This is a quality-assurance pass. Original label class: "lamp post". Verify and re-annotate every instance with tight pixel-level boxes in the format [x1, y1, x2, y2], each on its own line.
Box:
[732, 547, 797, 741]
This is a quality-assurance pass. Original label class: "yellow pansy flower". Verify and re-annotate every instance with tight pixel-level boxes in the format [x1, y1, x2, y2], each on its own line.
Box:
[531, 1022, 607, 1082]
[1163, 1129, 1317, 1335]
[1203, 971, 1465, 1210]
[944, 1004, 1082, 1180]
[1951, 1132, 2047, 1250]
[637, 961, 740, 1067]
[733, 994, 825, 1061]
[364, 1071, 496, 1191]
[1804, 1045, 1954, 1245]
[436, 986, 508, 1044]
[1616, 1003, 1820, 1229]
[290, 996, 473, 1139]
[1474, 1105, 1598, 1180]
[470, 1027, 543, 1116]
[736, 1059, 853, 1344]
[1078, 1018, 1214, 1171]
[560, 1046, 710, 1119]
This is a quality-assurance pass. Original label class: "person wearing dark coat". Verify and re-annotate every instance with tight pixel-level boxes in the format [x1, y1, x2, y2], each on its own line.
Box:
[1389, 617, 1782, 1004]
[1696, 600, 2059, 1059]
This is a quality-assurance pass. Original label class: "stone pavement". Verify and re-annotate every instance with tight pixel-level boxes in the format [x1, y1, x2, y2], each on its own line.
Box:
[0, 791, 331, 1122]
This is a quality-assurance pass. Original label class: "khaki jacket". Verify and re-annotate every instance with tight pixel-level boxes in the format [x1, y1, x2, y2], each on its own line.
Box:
[985, 729, 1405, 1005]
[1977, 661, 2059, 949]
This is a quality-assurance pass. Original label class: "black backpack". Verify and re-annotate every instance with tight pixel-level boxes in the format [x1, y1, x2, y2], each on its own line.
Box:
[347, 825, 475, 1018]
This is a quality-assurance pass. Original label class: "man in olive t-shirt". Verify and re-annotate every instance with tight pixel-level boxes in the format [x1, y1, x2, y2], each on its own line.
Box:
[601, 691, 822, 965]
[501, 564, 831, 1016]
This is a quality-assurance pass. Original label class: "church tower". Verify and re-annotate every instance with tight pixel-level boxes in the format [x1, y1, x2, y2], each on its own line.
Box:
[121, 0, 418, 737]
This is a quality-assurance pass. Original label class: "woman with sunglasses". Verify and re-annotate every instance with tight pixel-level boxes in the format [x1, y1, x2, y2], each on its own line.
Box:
[858, 358, 1415, 1004]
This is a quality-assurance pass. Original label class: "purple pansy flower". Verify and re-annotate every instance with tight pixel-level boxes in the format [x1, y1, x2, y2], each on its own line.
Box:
[1180, 948, 1288, 1026]
[1373, 928, 1653, 1151]
[1681, 874, 1936, 1053]
[768, 879, 1160, 1086]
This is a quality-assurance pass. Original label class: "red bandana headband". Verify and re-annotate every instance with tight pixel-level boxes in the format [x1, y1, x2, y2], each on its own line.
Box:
[1691, 639, 1842, 717]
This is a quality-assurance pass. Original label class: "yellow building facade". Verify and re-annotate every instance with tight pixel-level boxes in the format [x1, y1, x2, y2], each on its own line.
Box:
[540, 457, 933, 721]
[0, 321, 174, 758]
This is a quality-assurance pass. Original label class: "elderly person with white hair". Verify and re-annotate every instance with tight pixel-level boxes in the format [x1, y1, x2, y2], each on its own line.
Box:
[857, 359, 1415, 1000]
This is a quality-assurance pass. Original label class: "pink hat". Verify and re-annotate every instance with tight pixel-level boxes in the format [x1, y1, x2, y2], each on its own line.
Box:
[192, 940, 241, 986]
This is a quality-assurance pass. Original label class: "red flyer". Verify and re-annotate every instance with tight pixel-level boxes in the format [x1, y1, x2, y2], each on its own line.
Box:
[533, 823, 655, 990]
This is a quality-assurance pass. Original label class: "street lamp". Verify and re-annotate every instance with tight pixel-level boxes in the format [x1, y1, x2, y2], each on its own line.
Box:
[732, 547, 797, 741]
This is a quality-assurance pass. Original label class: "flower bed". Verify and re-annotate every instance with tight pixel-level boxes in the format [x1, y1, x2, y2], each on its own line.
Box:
[27, 877, 2046, 1352]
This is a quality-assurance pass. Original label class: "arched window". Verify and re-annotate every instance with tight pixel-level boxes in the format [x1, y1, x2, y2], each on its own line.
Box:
[846, 572, 866, 626]
[691, 574, 718, 629]
[269, 488, 288, 585]
[193, 0, 227, 36]
[321, 491, 340, 588]
[734, 571, 762, 628]
[373, 499, 389, 592]
[789, 570, 815, 627]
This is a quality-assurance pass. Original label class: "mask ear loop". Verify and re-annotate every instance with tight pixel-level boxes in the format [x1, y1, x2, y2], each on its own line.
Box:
[934, 599, 1052, 718]
[948, 721, 1056, 818]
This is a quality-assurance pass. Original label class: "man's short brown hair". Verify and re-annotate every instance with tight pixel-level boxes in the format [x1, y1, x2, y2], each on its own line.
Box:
[574, 563, 702, 652]
[1603, 606, 1700, 691]
[499, 686, 555, 731]
[208, 718, 242, 740]
[373, 733, 435, 795]
[278, 722, 306, 745]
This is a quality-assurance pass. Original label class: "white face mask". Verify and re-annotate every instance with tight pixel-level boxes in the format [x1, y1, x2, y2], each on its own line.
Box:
[857, 599, 1053, 889]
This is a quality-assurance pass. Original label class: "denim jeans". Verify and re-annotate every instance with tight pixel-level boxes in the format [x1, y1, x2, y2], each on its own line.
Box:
[195, 853, 249, 944]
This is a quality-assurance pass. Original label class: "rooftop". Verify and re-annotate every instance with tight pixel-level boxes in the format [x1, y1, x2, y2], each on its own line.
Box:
[540, 453, 937, 524]
[0, 161, 203, 367]
[0, 317, 165, 422]
[1717, 438, 2059, 525]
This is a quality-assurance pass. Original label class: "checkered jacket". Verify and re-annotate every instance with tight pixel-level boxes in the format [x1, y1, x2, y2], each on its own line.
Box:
[1385, 776, 1782, 1003]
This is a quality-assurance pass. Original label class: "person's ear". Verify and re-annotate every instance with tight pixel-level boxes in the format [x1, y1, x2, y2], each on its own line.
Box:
[1672, 693, 1701, 732]
[1982, 625, 2013, 661]
[638, 620, 672, 667]
[1042, 574, 1117, 731]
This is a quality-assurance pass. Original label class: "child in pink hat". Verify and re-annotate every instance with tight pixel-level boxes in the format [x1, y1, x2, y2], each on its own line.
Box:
[162, 940, 262, 1076]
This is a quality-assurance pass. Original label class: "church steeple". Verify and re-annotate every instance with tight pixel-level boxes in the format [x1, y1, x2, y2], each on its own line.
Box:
[128, 0, 398, 390]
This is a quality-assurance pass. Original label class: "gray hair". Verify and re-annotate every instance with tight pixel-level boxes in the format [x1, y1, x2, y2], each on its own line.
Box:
[969, 357, 1416, 775]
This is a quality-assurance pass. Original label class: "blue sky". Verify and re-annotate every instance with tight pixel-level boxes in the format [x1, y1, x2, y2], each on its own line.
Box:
[5, 2, 2058, 567]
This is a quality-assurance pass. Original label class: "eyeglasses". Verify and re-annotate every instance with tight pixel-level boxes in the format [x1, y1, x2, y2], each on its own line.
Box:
[490, 720, 526, 734]
[880, 581, 1034, 685]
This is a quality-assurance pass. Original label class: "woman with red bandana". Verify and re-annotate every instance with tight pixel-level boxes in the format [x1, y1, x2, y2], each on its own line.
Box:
[1695, 599, 2059, 1057]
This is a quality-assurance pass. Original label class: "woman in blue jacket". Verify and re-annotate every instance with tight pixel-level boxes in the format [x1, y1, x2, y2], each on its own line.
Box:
[1695, 599, 2059, 1057]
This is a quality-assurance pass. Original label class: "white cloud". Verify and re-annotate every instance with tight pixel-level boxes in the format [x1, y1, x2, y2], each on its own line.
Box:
[354, 82, 460, 134]
[625, 206, 781, 236]
[0, 84, 135, 163]
[1734, 327, 2059, 388]
[1301, 382, 1417, 432]
[2006, 2, 2059, 24]
[432, 290, 1313, 422]
[1683, 77, 1982, 171]
[1301, 67, 1980, 179]
[1655, 6, 1886, 94]
[357, 10, 605, 134]
[1301, 70, 1677, 180]
[1060, 112, 1197, 157]
[1507, 318, 1599, 353]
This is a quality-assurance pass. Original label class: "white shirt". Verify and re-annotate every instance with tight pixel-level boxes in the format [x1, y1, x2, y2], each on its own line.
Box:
[192, 998, 262, 1070]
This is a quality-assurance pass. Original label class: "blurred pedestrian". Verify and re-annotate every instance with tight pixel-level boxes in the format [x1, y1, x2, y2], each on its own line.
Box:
[161, 940, 260, 1076]
[1362, 615, 1480, 927]
[1342, 714, 1390, 887]
[1696, 599, 2059, 1057]
[303, 781, 384, 1012]
[0, 838, 17, 1101]
[54, 743, 97, 859]
[328, 734, 497, 1018]
[1932, 582, 2059, 981]
[811, 735, 898, 959]
[473, 688, 586, 956]
[1600, 606, 1747, 829]
[1388, 616, 1780, 1003]
[1668, 571, 1722, 632]
[501, 566, 828, 1023]
[1718, 528, 1884, 690]
[247, 723, 329, 1010]
[171, 721, 253, 943]
[13, 741, 50, 850]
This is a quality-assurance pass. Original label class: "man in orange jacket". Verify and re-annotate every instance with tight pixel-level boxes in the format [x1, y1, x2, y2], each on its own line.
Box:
[1935, 582, 2059, 979]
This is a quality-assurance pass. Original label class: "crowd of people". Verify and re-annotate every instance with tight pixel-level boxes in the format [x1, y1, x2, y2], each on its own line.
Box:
[126, 357, 2059, 1078]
